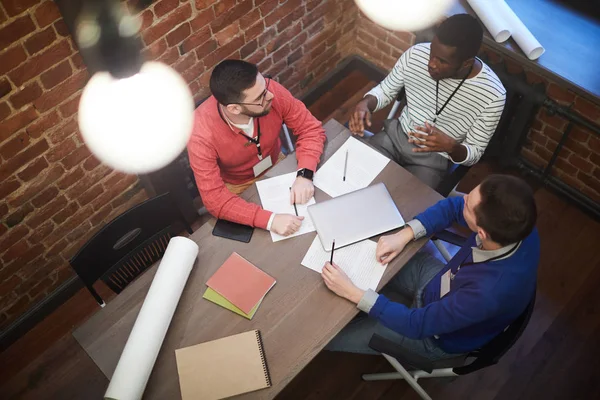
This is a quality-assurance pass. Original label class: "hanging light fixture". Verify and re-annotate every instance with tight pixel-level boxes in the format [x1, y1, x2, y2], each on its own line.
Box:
[355, 0, 456, 32]
[61, 0, 194, 174]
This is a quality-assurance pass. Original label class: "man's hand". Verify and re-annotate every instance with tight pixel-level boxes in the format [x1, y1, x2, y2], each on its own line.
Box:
[290, 176, 314, 205]
[321, 262, 365, 304]
[270, 214, 304, 236]
[376, 228, 413, 264]
[349, 99, 372, 137]
[408, 122, 459, 154]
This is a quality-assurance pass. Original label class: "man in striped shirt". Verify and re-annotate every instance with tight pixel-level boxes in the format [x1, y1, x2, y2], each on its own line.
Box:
[350, 14, 506, 188]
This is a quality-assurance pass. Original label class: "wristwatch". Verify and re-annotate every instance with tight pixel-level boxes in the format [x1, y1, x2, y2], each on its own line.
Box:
[296, 168, 314, 181]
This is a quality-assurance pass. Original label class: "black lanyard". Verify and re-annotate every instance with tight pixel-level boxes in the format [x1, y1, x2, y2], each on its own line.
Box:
[245, 118, 262, 158]
[218, 104, 263, 159]
[433, 63, 473, 124]
[450, 241, 520, 281]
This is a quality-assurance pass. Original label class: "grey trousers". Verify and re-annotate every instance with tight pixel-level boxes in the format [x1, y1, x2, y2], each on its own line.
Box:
[325, 252, 465, 363]
[368, 119, 451, 189]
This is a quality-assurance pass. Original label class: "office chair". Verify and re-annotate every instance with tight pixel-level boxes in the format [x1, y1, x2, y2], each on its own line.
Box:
[70, 192, 193, 306]
[362, 230, 537, 400]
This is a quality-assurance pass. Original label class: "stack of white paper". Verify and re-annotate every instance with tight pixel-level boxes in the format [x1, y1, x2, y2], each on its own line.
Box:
[256, 172, 316, 242]
[301, 236, 387, 291]
[314, 137, 390, 198]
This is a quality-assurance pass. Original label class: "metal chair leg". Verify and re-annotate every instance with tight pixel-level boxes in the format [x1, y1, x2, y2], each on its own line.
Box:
[433, 239, 453, 262]
[382, 353, 432, 400]
[86, 284, 106, 307]
[386, 100, 402, 120]
[362, 372, 404, 381]
[283, 124, 294, 153]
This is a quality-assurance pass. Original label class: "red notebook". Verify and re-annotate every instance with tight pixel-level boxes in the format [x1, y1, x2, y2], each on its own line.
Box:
[206, 253, 276, 314]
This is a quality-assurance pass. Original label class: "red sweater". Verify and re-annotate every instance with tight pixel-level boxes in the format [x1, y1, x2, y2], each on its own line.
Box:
[187, 80, 326, 229]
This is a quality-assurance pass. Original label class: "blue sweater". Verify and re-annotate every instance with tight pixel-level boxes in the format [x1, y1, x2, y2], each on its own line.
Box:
[369, 197, 540, 353]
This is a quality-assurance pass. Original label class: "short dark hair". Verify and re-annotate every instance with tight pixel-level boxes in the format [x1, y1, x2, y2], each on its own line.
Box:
[210, 59, 258, 105]
[436, 14, 483, 62]
[474, 175, 537, 246]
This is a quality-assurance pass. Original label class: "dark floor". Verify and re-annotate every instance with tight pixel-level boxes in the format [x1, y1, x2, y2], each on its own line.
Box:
[2, 71, 600, 400]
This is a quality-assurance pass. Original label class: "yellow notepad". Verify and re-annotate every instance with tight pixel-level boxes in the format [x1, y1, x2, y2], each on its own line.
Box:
[203, 288, 261, 319]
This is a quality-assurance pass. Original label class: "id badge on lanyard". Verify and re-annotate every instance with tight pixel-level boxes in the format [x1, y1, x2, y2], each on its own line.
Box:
[253, 156, 272, 177]
[249, 118, 272, 176]
[218, 105, 272, 177]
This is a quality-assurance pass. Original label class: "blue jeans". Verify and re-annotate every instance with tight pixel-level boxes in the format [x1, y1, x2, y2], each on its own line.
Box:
[325, 252, 459, 362]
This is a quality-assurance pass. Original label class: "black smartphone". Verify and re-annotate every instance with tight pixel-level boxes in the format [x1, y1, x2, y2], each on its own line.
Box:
[212, 219, 254, 243]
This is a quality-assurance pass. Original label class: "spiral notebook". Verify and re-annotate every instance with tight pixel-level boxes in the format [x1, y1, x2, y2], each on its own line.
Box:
[175, 330, 271, 400]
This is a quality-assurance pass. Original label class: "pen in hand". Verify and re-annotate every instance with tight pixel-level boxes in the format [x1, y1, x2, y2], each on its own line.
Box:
[289, 187, 298, 216]
[330, 240, 335, 264]
[343, 150, 348, 181]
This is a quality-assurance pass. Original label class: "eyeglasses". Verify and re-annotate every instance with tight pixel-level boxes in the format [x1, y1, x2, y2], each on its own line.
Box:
[234, 76, 272, 107]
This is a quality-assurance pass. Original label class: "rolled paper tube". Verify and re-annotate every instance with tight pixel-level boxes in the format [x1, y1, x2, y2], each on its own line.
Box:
[467, 0, 512, 43]
[104, 236, 199, 400]
[496, 0, 545, 60]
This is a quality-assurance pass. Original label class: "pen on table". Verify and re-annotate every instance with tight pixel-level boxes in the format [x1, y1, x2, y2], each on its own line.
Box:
[330, 240, 335, 264]
[289, 187, 298, 216]
[343, 149, 348, 181]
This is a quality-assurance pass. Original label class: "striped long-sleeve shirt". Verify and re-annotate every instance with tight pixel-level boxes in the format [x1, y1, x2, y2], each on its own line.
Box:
[367, 43, 506, 166]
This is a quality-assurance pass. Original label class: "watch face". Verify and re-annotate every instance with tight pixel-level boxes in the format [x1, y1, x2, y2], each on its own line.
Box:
[298, 168, 314, 180]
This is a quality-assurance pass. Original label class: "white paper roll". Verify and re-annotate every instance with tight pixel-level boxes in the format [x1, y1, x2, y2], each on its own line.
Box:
[467, 0, 512, 43]
[496, 0, 545, 60]
[104, 236, 199, 400]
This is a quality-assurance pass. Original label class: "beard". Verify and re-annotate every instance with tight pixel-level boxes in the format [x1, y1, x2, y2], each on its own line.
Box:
[241, 101, 273, 118]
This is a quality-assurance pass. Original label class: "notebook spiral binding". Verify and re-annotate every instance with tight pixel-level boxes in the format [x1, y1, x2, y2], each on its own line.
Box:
[255, 330, 272, 387]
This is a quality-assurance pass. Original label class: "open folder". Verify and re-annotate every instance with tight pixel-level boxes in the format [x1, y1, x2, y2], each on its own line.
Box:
[176, 330, 272, 400]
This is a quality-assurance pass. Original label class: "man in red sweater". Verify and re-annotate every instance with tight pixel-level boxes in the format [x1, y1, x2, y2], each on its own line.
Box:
[188, 60, 326, 236]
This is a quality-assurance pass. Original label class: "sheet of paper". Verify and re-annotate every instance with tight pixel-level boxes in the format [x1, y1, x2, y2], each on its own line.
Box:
[255, 172, 316, 242]
[301, 236, 387, 291]
[314, 136, 390, 198]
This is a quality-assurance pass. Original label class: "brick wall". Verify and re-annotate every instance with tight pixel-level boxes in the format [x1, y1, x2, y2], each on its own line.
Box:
[353, 11, 600, 204]
[0, 0, 357, 330]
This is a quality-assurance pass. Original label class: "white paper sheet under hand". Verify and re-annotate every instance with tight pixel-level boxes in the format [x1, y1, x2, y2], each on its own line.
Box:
[255, 172, 316, 242]
[314, 136, 390, 198]
[301, 236, 387, 291]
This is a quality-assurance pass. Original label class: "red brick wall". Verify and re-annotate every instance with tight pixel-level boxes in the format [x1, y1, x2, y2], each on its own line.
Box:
[0, 0, 357, 330]
[354, 11, 600, 204]
[493, 56, 600, 204]
[354, 12, 416, 70]
[0, 0, 149, 330]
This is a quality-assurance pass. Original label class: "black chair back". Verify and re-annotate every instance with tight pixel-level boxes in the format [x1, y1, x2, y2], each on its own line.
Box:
[453, 290, 537, 375]
[368, 290, 537, 376]
[70, 192, 192, 304]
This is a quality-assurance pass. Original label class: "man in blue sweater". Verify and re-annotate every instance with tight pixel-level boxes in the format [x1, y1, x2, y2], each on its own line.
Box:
[322, 174, 539, 360]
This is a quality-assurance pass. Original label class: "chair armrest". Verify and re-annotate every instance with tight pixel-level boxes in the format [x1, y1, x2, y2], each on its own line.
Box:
[431, 230, 468, 247]
[368, 334, 434, 373]
[436, 164, 470, 198]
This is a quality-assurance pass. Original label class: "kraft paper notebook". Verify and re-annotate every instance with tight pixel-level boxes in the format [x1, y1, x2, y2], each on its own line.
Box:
[175, 330, 271, 400]
[206, 252, 276, 314]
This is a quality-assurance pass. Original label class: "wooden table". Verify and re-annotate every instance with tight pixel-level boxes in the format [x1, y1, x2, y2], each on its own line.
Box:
[73, 119, 443, 399]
